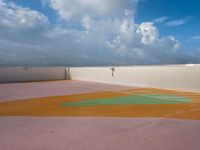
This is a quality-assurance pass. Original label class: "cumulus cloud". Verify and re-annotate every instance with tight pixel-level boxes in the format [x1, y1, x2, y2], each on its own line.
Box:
[42, 0, 136, 22]
[0, 0, 199, 66]
[0, 0, 48, 28]
[139, 22, 159, 44]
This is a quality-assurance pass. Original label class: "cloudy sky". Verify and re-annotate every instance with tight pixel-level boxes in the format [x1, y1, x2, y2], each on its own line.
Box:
[0, 0, 200, 66]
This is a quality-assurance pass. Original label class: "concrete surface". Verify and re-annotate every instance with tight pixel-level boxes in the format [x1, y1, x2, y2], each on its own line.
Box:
[0, 117, 200, 150]
[0, 80, 133, 102]
[70, 65, 200, 93]
[0, 67, 67, 83]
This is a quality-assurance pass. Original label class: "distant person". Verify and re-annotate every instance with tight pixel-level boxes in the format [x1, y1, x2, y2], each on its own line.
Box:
[111, 67, 115, 77]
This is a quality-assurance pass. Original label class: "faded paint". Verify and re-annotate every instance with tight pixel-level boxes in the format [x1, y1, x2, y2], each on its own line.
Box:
[1, 117, 200, 150]
[0, 90, 200, 120]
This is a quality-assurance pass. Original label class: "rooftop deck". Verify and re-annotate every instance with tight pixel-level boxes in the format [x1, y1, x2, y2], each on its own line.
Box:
[0, 80, 200, 150]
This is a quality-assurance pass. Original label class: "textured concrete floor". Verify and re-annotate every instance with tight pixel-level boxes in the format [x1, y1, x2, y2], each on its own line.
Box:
[0, 117, 200, 150]
[0, 80, 134, 102]
[0, 80, 200, 150]
[0, 90, 200, 120]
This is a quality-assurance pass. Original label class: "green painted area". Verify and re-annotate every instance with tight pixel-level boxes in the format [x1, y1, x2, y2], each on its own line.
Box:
[63, 94, 191, 106]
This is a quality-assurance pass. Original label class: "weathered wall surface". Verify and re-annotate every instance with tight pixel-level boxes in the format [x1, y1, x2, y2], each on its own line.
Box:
[70, 65, 200, 93]
[1, 65, 199, 93]
[0, 67, 67, 83]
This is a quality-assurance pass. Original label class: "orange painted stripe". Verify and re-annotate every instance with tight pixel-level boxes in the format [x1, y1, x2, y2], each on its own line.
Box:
[124, 88, 200, 102]
[0, 89, 200, 120]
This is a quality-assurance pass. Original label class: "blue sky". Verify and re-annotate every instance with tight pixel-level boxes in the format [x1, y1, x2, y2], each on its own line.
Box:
[0, 0, 200, 66]
[137, 0, 200, 50]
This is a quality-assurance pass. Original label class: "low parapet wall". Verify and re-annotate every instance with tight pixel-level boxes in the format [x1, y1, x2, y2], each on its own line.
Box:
[0, 67, 67, 83]
[70, 65, 200, 93]
[1, 65, 199, 93]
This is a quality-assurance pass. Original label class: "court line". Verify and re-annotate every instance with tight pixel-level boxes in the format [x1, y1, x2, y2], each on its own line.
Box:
[64, 82, 200, 103]
[65, 83, 190, 103]
[116, 91, 190, 103]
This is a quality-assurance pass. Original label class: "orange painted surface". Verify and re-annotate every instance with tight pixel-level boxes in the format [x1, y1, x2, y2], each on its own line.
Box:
[124, 88, 200, 102]
[0, 89, 200, 120]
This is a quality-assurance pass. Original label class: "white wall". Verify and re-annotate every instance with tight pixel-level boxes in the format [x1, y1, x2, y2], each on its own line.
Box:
[0, 67, 67, 83]
[70, 65, 200, 93]
[1, 65, 199, 93]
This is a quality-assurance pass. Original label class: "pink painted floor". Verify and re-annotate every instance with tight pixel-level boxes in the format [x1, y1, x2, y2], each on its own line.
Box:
[1, 81, 199, 150]
[0, 80, 134, 102]
[0, 117, 200, 150]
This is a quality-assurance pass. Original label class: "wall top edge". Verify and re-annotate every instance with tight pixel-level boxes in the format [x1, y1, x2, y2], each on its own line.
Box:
[0, 66, 66, 69]
[70, 64, 200, 68]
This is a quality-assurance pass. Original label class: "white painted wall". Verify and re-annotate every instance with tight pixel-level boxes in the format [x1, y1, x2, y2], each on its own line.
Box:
[70, 65, 200, 93]
[1, 65, 199, 93]
[0, 67, 67, 83]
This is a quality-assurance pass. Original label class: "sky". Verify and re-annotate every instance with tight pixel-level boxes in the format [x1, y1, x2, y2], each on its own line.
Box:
[0, 0, 200, 66]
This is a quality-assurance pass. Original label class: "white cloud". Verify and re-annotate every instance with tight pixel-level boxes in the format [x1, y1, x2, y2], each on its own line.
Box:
[0, 0, 199, 66]
[0, 0, 48, 28]
[81, 16, 92, 31]
[152, 16, 169, 24]
[165, 17, 190, 27]
[139, 22, 158, 44]
[42, 0, 136, 22]
[193, 36, 200, 40]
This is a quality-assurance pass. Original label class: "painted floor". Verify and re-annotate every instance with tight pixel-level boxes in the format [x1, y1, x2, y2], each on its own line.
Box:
[1, 117, 200, 150]
[0, 80, 200, 150]
[63, 94, 191, 106]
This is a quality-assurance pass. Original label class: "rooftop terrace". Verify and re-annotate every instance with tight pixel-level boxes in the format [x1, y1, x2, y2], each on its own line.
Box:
[0, 66, 200, 150]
